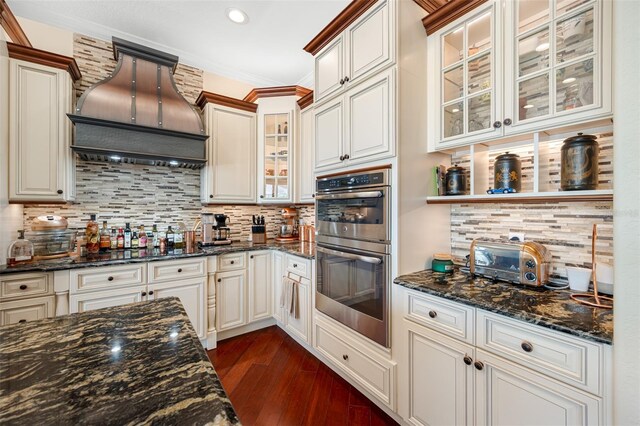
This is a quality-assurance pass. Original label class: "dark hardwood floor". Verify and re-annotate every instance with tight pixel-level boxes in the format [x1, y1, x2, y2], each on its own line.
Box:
[207, 326, 398, 426]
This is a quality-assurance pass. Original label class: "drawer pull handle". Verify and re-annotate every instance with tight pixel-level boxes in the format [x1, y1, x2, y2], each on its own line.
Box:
[57, 189, 63, 194]
[230, 260, 235, 265]
[142, 291, 147, 297]
[178, 268, 183, 273]
[342, 354, 348, 361]
[18, 319, 27, 323]
[428, 310, 437, 318]
[474, 361, 484, 371]
[521, 341, 533, 353]
[19, 284, 27, 290]
[149, 291, 154, 296]
[107, 276, 114, 282]
[463, 355, 473, 365]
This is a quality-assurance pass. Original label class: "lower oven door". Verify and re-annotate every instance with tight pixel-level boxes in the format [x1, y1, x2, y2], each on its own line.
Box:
[315, 243, 390, 347]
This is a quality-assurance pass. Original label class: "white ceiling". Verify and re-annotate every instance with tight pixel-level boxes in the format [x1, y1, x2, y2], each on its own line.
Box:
[7, 0, 350, 87]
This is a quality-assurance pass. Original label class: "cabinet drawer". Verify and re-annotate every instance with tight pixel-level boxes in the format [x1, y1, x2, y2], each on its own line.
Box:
[148, 258, 206, 283]
[286, 255, 311, 280]
[405, 291, 475, 344]
[314, 320, 393, 407]
[0, 296, 55, 325]
[476, 311, 603, 396]
[70, 265, 146, 293]
[217, 252, 246, 272]
[1, 273, 52, 301]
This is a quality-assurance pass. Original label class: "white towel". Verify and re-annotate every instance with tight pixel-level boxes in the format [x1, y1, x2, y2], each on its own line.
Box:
[281, 275, 300, 319]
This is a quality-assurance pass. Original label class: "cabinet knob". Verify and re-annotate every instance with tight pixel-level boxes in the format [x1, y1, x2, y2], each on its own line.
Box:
[428, 310, 437, 318]
[230, 260, 235, 264]
[217, 278, 221, 283]
[344, 154, 350, 160]
[148, 290, 154, 295]
[342, 354, 349, 360]
[142, 291, 147, 296]
[107, 276, 114, 282]
[57, 189, 63, 195]
[463, 355, 473, 365]
[521, 341, 533, 353]
[260, 195, 264, 199]
[503, 118, 512, 126]
[250, 255, 254, 259]
[18, 319, 27, 323]
[293, 263, 298, 268]
[209, 195, 213, 199]
[474, 361, 484, 371]
[312, 194, 316, 198]
[19, 284, 27, 290]
[344, 76, 350, 83]
[339, 78, 345, 85]
[493, 120, 502, 128]
[178, 268, 183, 273]
[339, 155, 345, 161]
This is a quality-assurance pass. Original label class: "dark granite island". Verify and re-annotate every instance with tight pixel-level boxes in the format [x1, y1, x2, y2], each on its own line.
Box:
[0, 297, 239, 425]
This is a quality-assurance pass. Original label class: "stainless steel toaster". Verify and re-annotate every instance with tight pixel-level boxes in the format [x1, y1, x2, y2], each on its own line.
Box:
[469, 240, 551, 287]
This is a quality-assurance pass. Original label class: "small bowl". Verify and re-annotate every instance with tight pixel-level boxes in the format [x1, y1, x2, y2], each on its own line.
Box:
[566, 267, 592, 292]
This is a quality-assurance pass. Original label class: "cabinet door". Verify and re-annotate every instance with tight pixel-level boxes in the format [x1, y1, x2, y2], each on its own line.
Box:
[148, 277, 206, 339]
[69, 286, 146, 313]
[314, 96, 344, 170]
[248, 251, 271, 323]
[503, 0, 611, 134]
[0, 296, 55, 325]
[272, 251, 285, 323]
[202, 104, 256, 203]
[475, 349, 602, 426]
[344, 67, 395, 163]
[314, 35, 345, 104]
[346, 0, 394, 87]
[285, 279, 310, 344]
[297, 106, 315, 202]
[260, 111, 293, 203]
[9, 59, 71, 202]
[406, 323, 474, 426]
[428, 1, 504, 151]
[215, 269, 246, 331]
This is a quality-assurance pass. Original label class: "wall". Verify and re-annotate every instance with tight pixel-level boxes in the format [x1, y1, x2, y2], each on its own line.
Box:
[21, 33, 312, 240]
[203, 71, 254, 100]
[16, 16, 74, 56]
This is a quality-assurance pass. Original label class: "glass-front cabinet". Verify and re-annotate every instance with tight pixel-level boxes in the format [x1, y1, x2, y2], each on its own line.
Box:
[428, 0, 612, 151]
[261, 112, 293, 202]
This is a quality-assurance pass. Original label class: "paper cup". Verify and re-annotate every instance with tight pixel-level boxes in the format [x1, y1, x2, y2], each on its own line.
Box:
[566, 267, 592, 292]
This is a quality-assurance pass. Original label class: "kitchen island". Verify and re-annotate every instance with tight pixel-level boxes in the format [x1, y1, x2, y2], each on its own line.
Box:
[0, 297, 239, 425]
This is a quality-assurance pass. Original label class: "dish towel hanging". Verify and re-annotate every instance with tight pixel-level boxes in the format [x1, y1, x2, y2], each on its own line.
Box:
[280, 275, 300, 319]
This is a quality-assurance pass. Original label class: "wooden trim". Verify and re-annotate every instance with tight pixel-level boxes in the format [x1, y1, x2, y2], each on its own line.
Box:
[0, 0, 31, 47]
[426, 194, 614, 205]
[196, 91, 258, 113]
[303, 0, 377, 55]
[412, 0, 448, 14]
[317, 164, 392, 179]
[243, 85, 312, 103]
[422, 0, 488, 35]
[7, 42, 82, 82]
[297, 91, 314, 109]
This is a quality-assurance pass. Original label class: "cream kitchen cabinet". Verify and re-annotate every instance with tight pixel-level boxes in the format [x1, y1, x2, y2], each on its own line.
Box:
[0, 296, 56, 325]
[215, 269, 247, 332]
[0, 272, 56, 325]
[272, 251, 285, 323]
[314, 67, 395, 172]
[9, 58, 76, 202]
[200, 101, 257, 204]
[248, 251, 271, 322]
[272, 253, 313, 344]
[296, 105, 315, 203]
[314, 0, 395, 105]
[427, 0, 612, 151]
[257, 107, 294, 203]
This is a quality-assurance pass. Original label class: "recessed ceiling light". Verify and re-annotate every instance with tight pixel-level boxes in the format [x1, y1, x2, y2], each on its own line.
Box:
[535, 42, 550, 52]
[227, 8, 248, 24]
[562, 77, 576, 84]
[523, 104, 534, 109]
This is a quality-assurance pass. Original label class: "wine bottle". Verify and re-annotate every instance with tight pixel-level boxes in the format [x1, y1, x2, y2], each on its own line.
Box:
[166, 226, 175, 248]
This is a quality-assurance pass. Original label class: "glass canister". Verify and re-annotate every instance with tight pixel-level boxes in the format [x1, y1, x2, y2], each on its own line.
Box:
[561, 132, 599, 191]
[7, 230, 34, 266]
[445, 164, 467, 196]
[494, 152, 522, 192]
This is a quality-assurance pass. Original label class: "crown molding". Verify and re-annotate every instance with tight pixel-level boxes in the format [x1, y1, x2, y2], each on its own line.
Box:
[412, 0, 448, 14]
[7, 42, 82, 81]
[0, 0, 31, 46]
[196, 91, 258, 113]
[421, 0, 488, 35]
[297, 91, 314, 110]
[243, 85, 312, 103]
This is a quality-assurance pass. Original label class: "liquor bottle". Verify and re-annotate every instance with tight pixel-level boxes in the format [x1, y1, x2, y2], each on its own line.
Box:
[6, 230, 33, 266]
[99, 221, 111, 252]
[124, 223, 132, 249]
[117, 228, 125, 249]
[174, 227, 184, 249]
[139, 225, 148, 248]
[85, 214, 100, 254]
[110, 227, 118, 250]
[152, 224, 160, 248]
[166, 226, 175, 248]
[131, 231, 139, 249]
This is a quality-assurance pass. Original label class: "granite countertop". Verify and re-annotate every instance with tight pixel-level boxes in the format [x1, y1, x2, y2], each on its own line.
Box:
[394, 269, 613, 345]
[0, 240, 315, 275]
[0, 297, 239, 425]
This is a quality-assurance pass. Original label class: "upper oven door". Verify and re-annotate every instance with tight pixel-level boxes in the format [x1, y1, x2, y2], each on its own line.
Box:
[315, 188, 390, 243]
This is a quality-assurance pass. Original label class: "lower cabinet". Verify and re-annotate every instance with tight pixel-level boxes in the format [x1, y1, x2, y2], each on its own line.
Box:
[0, 296, 56, 326]
[0, 272, 56, 325]
[148, 277, 206, 340]
[215, 269, 247, 331]
[272, 251, 285, 323]
[273, 253, 313, 344]
[70, 286, 145, 313]
[248, 251, 271, 323]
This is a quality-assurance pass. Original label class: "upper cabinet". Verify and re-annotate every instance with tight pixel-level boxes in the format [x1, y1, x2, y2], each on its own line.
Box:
[314, 0, 395, 105]
[197, 92, 257, 204]
[428, 0, 612, 152]
[7, 44, 81, 203]
[296, 103, 315, 203]
[259, 110, 294, 203]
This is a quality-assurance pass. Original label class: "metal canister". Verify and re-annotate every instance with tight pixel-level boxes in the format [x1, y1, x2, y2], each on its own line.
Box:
[494, 152, 521, 192]
[445, 164, 467, 195]
[561, 133, 599, 191]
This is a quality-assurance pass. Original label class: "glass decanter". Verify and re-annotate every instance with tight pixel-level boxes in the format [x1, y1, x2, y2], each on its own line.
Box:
[7, 230, 34, 266]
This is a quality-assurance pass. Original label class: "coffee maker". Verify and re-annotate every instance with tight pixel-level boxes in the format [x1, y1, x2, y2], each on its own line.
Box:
[213, 214, 232, 245]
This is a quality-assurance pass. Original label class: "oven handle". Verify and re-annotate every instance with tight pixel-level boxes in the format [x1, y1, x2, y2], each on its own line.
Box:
[317, 246, 383, 265]
[315, 191, 383, 200]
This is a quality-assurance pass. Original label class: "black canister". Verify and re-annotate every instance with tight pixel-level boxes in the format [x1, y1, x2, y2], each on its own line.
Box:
[445, 164, 467, 195]
[561, 133, 599, 191]
[493, 152, 521, 192]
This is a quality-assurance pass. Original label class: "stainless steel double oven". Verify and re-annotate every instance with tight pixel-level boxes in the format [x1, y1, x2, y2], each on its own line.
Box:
[315, 168, 391, 347]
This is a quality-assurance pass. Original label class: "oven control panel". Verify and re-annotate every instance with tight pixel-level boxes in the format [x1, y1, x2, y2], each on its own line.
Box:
[317, 171, 386, 191]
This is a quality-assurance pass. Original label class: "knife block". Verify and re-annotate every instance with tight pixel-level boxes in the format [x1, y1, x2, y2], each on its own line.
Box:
[251, 225, 267, 244]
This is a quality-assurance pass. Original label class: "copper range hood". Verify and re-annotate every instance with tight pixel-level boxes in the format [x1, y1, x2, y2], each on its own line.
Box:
[68, 38, 208, 169]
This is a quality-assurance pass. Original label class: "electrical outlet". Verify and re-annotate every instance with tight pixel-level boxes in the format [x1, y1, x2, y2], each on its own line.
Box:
[509, 232, 525, 242]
